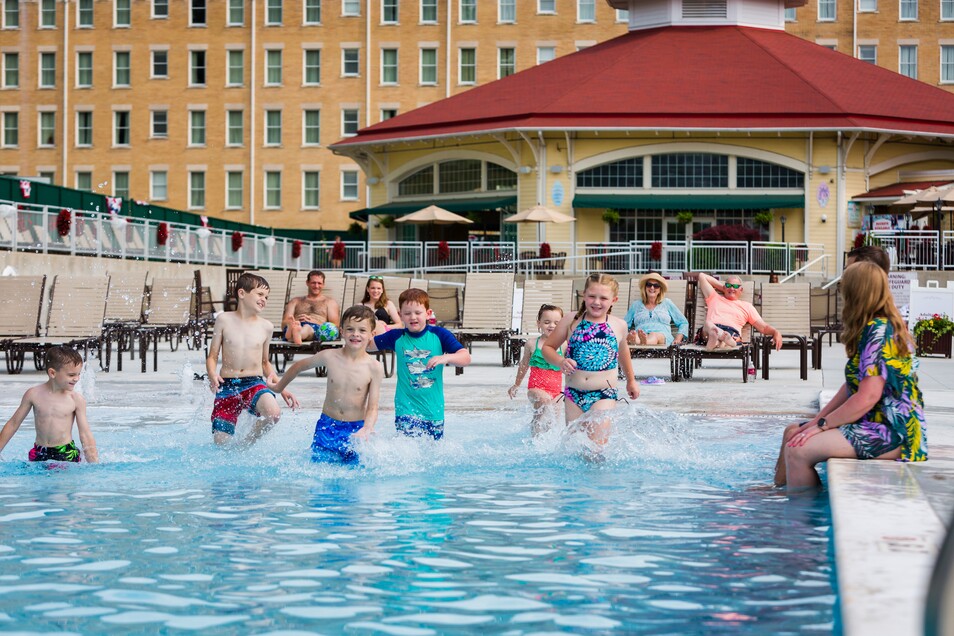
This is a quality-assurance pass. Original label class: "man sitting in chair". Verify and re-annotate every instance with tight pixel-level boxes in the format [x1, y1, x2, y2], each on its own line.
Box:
[282, 270, 341, 345]
[697, 273, 783, 351]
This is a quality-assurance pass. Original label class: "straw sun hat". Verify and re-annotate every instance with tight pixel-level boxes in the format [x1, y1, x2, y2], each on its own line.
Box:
[639, 272, 668, 293]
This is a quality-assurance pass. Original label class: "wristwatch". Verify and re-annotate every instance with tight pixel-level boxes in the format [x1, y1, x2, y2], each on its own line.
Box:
[817, 417, 828, 431]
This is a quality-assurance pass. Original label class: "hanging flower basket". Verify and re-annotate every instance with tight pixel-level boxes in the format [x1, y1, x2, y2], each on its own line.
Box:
[157, 222, 169, 246]
[291, 239, 303, 259]
[231, 231, 244, 252]
[539, 242, 551, 259]
[56, 209, 71, 237]
[331, 239, 346, 261]
[650, 241, 663, 261]
[437, 240, 450, 262]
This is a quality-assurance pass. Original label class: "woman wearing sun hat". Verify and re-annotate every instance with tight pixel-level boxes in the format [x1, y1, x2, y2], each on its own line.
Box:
[623, 272, 689, 346]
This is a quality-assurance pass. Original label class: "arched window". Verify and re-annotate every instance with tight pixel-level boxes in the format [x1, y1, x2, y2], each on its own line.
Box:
[397, 160, 516, 196]
[576, 158, 643, 188]
[736, 158, 804, 188]
[576, 153, 803, 189]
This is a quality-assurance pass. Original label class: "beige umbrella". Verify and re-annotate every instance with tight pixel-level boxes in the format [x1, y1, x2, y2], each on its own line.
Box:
[395, 205, 473, 225]
[503, 205, 576, 224]
[891, 184, 954, 209]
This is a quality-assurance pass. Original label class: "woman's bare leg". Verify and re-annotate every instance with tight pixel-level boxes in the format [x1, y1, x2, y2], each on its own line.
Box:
[784, 430, 860, 489]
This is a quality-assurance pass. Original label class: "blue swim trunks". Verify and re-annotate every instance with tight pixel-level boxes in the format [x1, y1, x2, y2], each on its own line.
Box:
[283, 322, 339, 342]
[311, 413, 365, 464]
[395, 414, 444, 441]
[212, 376, 274, 436]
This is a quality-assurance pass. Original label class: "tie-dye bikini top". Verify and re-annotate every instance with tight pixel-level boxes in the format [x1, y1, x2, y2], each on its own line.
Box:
[567, 318, 618, 372]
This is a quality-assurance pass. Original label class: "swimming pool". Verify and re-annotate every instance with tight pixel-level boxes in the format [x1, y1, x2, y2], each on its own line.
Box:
[0, 387, 835, 634]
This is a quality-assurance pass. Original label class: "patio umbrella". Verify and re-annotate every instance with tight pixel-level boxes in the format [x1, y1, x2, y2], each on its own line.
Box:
[503, 205, 576, 224]
[395, 205, 473, 225]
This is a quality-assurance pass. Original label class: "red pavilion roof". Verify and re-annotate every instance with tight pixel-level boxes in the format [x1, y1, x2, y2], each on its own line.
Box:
[332, 26, 954, 149]
[853, 181, 954, 202]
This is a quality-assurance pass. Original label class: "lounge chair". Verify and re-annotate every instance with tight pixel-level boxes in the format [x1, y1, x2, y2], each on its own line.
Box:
[758, 282, 815, 380]
[677, 280, 757, 383]
[627, 279, 689, 382]
[0, 276, 47, 373]
[426, 285, 461, 328]
[245, 270, 293, 337]
[102, 271, 148, 372]
[6, 275, 109, 374]
[136, 277, 195, 372]
[503, 279, 574, 366]
[451, 272, 516, 371]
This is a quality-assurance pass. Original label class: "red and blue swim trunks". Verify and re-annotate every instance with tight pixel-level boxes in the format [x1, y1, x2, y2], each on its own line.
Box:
[212, 376, 274, 436]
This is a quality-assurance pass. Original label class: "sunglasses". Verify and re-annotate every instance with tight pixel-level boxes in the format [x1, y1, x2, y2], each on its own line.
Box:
[369, 276, 384, 280]
[724, 283, 742, 289]
[645, 282, 662, 289]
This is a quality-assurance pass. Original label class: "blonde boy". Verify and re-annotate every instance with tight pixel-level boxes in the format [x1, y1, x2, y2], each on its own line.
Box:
[0, 346, 98, 463]
[206, 273, 296, 445]
[269, 305, 383, 464]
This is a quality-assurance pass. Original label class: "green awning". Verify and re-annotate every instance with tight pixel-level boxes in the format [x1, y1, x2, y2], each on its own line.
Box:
[572, 193, 804, 210]
[349, 195, 517, 222]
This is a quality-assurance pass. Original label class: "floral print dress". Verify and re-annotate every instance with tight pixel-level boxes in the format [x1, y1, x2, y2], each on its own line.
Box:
[841, 318, 927, 462]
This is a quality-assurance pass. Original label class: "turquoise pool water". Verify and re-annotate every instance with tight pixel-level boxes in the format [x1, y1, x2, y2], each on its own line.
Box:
[0, 397, 834, 634]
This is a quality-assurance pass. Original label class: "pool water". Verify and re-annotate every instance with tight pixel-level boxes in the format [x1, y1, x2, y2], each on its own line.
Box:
[0, 388, 835, 634]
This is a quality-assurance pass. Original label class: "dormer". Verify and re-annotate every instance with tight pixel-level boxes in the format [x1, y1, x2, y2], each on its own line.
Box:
[606, 0, 807, 30]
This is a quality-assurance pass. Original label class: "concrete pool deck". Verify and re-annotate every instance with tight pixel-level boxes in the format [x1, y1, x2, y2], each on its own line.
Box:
[0, 339, 950, 635]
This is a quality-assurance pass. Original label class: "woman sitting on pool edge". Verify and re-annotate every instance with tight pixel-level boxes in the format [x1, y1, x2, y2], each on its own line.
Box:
[776, 261, 927, 489]
[361, 276, 403, 335]
[624, 272, 689, 346]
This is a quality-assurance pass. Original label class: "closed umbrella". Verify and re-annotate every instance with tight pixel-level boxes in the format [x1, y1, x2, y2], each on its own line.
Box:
[395, 205, 474, 225]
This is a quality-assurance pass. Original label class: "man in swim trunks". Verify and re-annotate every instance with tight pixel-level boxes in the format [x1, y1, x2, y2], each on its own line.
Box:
[207, 273, 297, 446]
[269, 305, 383, 464]
[282, 270, 341, 345]
[0, 346, 98, 463]
[696, 273, 782, 352]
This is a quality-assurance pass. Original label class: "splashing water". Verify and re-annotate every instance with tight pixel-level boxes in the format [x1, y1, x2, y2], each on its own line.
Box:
[75, 360, 98, 403]
[179, 362, 195, 399]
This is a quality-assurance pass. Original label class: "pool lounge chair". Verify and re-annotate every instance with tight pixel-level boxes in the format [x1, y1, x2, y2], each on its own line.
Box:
[102, 271, 148, 372]
[503, 278, 574, 366]
[136, 277, 195, 372]
[244, 270, 293, 337]
[5, 275, 109, 374]
[451, 272, 516, 372]
[626, 279, 689, 382]
[757, 282, 815, 381]
[0, 275, 47, 373]
[677, 280, 757, 383]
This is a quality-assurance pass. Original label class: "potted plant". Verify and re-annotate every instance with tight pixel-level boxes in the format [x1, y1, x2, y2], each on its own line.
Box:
[437, 240, 450, 263]
[676, 210, 693, 226]
[602, 209, 620, 224]
[753, 211, 773, 226]
[913, 313, 954, 358]
[649, 240, 663, 262]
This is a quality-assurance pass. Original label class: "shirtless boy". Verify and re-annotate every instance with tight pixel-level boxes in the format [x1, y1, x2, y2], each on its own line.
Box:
[282, 270, 341, 345]
[0, 346, 98, 463]
[269, 305, 383, 464]
[206, 273, 297, 445]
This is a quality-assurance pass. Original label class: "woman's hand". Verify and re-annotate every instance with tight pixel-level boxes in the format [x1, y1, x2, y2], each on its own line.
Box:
[787, 420, 823, 447]
[562, 357, 578, 375]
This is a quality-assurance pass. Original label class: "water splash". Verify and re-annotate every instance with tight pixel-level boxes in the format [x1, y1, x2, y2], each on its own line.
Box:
[179, 362, 195, 400]
[76, 360, 98, 403]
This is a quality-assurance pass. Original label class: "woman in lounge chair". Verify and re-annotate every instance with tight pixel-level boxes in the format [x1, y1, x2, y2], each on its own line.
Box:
[623, 273, 689, 346]
[361, 276, 403, 335]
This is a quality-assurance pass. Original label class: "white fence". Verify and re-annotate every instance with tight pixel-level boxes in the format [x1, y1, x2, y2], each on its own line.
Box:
[869, 230, 954, 271]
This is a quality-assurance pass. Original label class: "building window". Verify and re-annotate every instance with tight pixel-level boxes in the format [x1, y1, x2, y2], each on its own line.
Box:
[265, 171, 281, 208]
[152, 50, 169, 78]
[343, 0, 360, 16]
[736, 158, 803, 188]
[538, 0, 556, 14]
[858, 44, 877, 63]
[77, 0, 93, 27]
[382, 0, 398, 23]
[115, 0, 131, 26]
[2, 52, 17, 88]
[227, 109, 243, 145]
[189, 171, 205, 208]
[303, 109, 320, 145]
[265, 110, 282, 145]
[191, 0, 207, 26]
[784, 7, 797, 20]
[342, 108, 359, 136]
[381, 108, 397, 120]
[303, 171, 320, 208]
[40, 0, 56, 27]
[114, 110, 130, 145]
[227, 50, 244, 86]
[153, 0, 169, 19]
[900, 0, 917, 18]
[2, 0, 18, 28]
[227, 0, 244, 25]
[460, 0, 476, 22]
[190, 110, 206, 146]
[943, 0, 954, 19]
[439, 159, 481, 193]
[381, 48, 398, 84]
[114, 51, 131, 87]
[151, 170, 167, 200]
[537, 47, 556, 64]
[941, 45, 954, 82]
[2, 112, 18, 147]
[113, 171, 129, 198]
[487, 163, 517, 190]
[498, 47, 515, 78]
[76, 52, 92, 87]
[616, 9, 629, 20]
[303, 49, 321, 85]
[266, 49, 283, 85]
[421, 0, 438, 22]
[420, 48, 437, 84]
[38, 111, 56, 147]
[652, 154, 729, 188]
[499, 0, 516, 22]
[342, 48, 360, 76]
[226, 171, 243, 208]
[578, 0, 595, 22]
[858, 0, 876, 10]
[76, 171, 92, 190]
[266, 0, 282, 24]
[459, 47, 476, 84]
[398, 166, 434, 196]
[341, 170, 359, 200]
[818, 0, 835, 20]
[304, 0, 321, 23]
[576, 158, 643, 188]
[76, 111, 93, 146]
[39, 52, 56, 89]
[899, 45, 917, 78]
[151, 110, 168, 138]
[190, 50, 207, 85]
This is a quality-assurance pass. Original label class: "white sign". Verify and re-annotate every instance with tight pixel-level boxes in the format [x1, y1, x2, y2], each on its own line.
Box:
[889, 271, 918, 313]
[908, 281, 954, 330]
[872, 218, 893, 231]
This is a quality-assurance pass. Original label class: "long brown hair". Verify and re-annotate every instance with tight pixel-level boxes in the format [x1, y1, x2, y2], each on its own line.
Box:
[361, 277, 389, 309]
[841, 261, 910, 357]
[574, 273, 619, 320]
